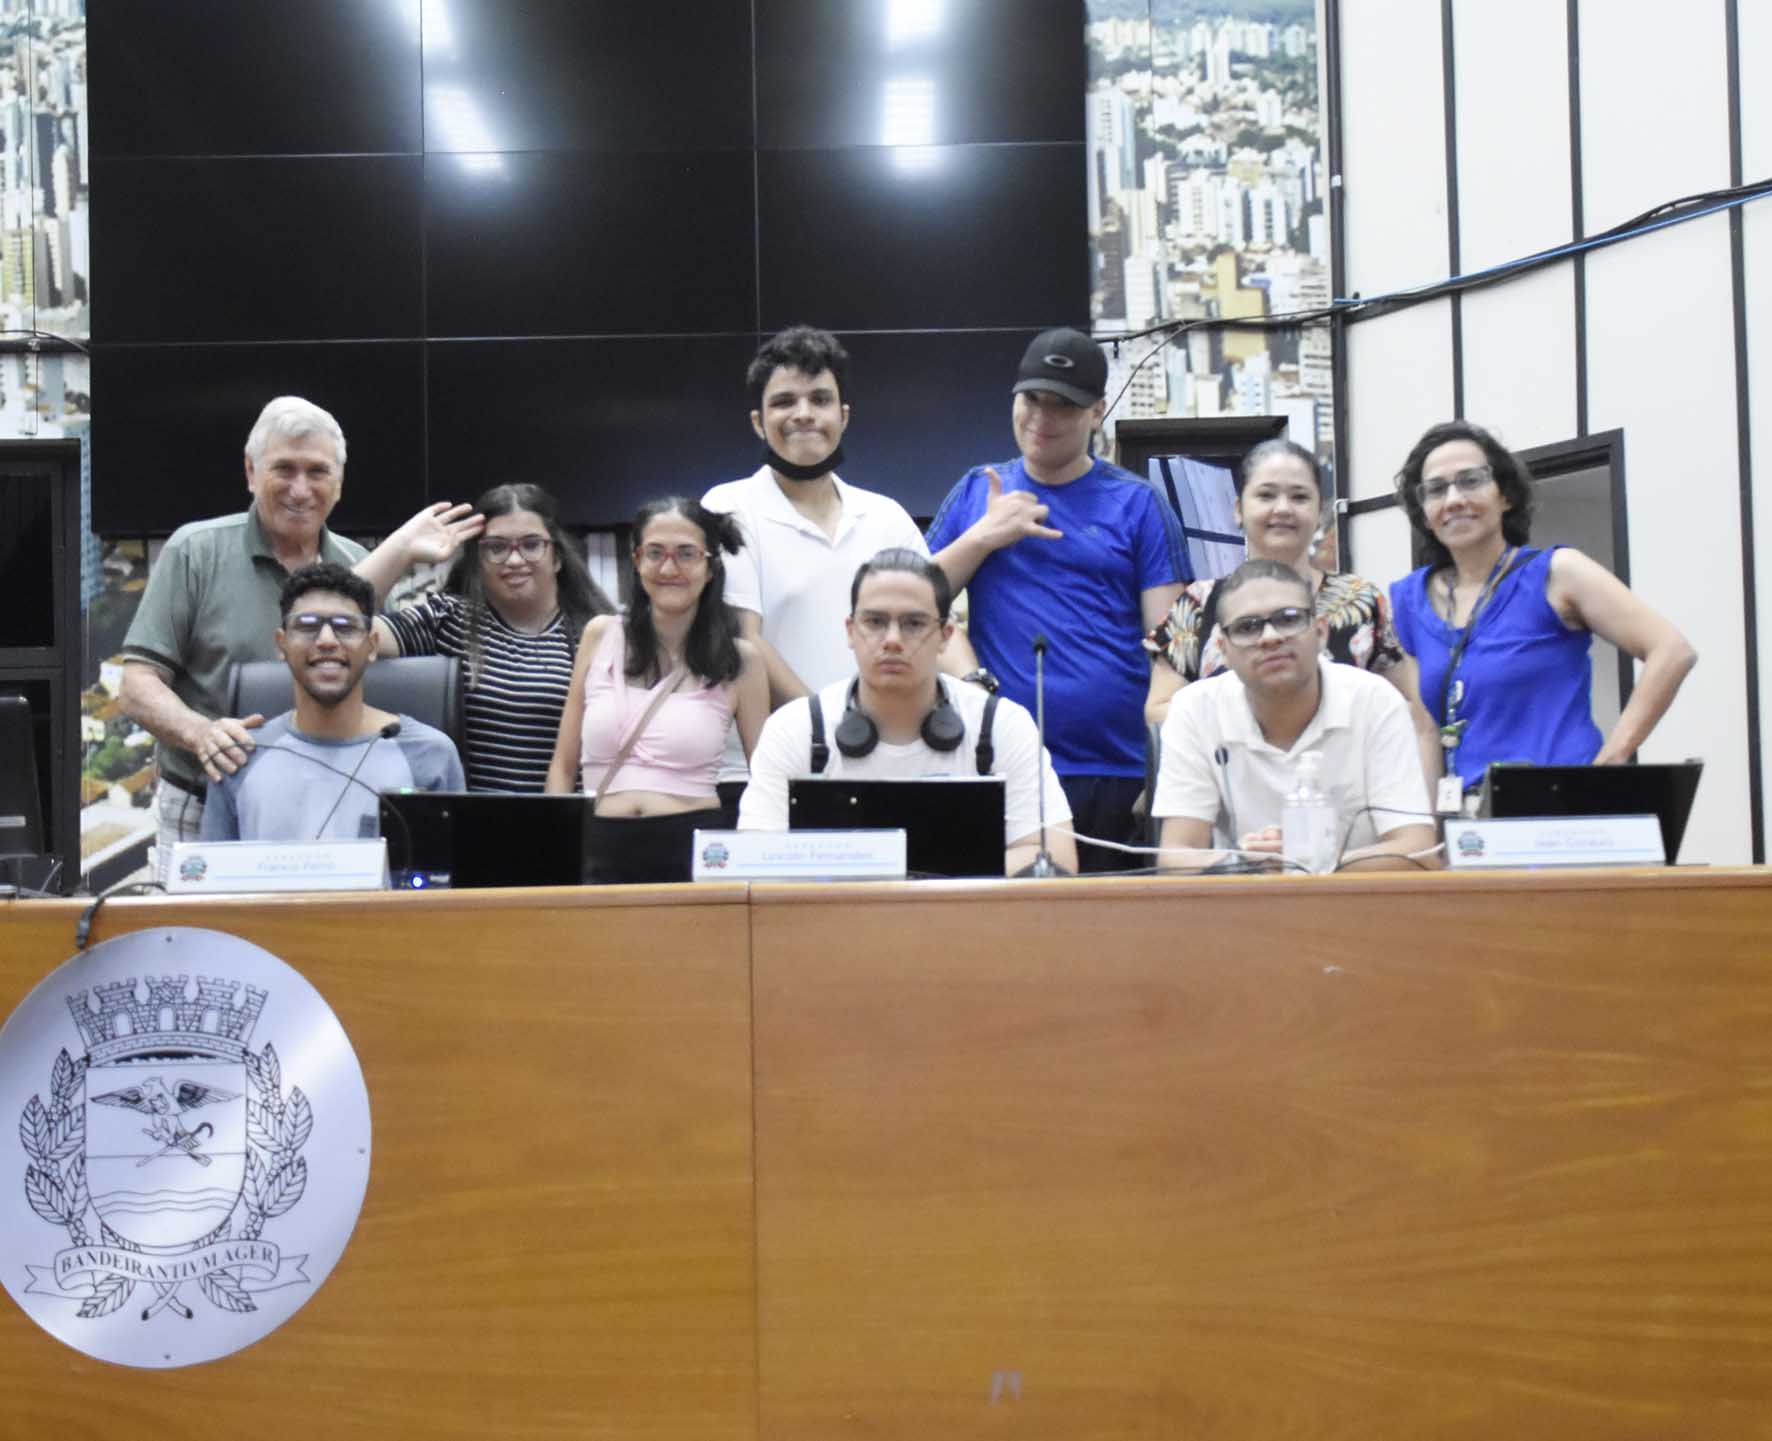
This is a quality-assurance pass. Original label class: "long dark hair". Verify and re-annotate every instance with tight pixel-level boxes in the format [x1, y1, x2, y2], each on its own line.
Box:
[625, 497, 745, 687]
[1394, 420, 1535, 571]
[444, 483, 615, 687]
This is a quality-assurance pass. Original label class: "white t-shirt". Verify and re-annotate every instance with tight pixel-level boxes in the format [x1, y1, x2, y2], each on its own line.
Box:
[702, 465, 928, 691]
[1151, 660, 1428, 851]
[737, 675, 1072, 850]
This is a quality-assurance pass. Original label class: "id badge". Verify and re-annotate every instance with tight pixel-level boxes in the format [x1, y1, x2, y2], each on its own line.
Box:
[1436, 774, 1464, 815]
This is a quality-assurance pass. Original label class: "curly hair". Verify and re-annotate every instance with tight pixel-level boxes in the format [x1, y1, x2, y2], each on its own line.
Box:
[746, 325, 850, 410]
[1394, 420, 1535, 570]
[280, 561, 373, 620]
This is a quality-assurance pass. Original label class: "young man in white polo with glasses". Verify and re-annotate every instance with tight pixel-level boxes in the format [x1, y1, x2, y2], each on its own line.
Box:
[200, 563, 462, 842]
[738, 549, 1074, 876]
[1152, 558, 1435, 872]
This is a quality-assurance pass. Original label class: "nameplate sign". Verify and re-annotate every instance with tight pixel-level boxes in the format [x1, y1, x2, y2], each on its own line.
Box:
[1447, 814, 1665, 869]
[167, 840, 390, 893]
[691, 829, 906, 881]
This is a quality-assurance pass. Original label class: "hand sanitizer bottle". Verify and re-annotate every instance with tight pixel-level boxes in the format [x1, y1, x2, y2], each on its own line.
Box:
[1281, 750, 1338, 874]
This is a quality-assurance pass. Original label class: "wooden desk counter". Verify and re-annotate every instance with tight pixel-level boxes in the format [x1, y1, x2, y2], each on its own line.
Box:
[750, 868, 1772, 1439]
[0, 886, 757, 1441]
[5, 870, 1772, 1438]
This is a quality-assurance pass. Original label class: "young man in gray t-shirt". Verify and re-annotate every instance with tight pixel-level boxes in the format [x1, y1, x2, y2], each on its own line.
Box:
[201, 563, 461, 843]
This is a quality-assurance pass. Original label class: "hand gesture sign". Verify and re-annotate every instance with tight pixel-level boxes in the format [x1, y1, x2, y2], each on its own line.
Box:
[976, 466, 1063, 553]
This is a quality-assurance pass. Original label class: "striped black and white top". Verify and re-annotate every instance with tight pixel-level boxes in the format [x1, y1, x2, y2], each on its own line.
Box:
[383, 592, 579, 793]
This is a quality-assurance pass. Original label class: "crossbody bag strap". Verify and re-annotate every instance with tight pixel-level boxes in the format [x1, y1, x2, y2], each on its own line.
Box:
[593, 665, 689, 807]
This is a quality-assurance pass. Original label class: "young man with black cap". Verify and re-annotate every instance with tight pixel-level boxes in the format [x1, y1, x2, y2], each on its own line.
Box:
[927, 328, 1189, 871]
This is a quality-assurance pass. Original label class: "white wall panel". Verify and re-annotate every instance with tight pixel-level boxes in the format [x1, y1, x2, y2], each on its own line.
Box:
[1451, 0, 1572, 270]
[1343, 498, 1415, 604]
[1578, 0, 1731, 231]
[1742, 0, 1772, 177]
[1459, 265, 1578, 448]
[1337, 0, 1447, 296]
[1345, 301, 1455, 504]
[1743, 0, 1772, 850]
[1587, 215, 1747, 863]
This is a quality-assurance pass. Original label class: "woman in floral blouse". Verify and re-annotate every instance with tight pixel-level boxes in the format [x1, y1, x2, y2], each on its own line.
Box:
[1144, 439, 1440, 785]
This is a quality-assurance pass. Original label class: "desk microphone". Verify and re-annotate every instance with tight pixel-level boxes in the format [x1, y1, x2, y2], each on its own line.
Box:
[313, 720, 402, 839]
[1014, 633, 1072, 879]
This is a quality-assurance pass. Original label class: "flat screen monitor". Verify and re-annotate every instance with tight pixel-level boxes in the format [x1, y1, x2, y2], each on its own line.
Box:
[379, 793, 589, 889]
[0, 693, 45, 861]
[788, 777, 1005, 879]
[1476, 761, 1703, 865]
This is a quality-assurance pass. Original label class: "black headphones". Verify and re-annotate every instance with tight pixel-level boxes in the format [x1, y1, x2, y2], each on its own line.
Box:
[835, 677, 964, 757]
[809, 678, 996, 774]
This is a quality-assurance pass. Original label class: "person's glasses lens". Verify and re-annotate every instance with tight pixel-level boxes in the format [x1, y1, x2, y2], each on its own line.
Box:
[484, 536, 550, 563]
[289, 612, 365, 640]
[1225, 607, 1310, 645]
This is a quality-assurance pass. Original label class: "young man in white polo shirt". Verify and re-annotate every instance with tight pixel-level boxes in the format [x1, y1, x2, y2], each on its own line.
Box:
[1152, 558, 1436, 871]
[702, 325, 983, 704]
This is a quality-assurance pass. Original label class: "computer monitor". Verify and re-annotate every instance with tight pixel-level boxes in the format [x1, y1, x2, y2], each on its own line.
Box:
[0, 693, 45, 863]
[788, 777, 1006, 879]
[1477, 761, 1703, 864]
[378, 793, 590, 889]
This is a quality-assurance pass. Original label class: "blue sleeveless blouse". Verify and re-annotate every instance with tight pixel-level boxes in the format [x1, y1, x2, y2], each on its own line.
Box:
[1390, 547, 1603, 786]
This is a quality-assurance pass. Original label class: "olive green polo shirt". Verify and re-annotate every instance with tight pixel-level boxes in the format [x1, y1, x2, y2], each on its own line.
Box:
[120, 505, 367, 792]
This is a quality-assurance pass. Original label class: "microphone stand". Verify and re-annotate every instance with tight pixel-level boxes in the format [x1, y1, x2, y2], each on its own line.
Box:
[1014, 633, 1071, 878]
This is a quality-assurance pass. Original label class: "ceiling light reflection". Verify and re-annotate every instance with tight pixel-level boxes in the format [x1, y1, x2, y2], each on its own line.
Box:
[881, 77, 936, 148]
[427, 86, 504, 173]
[420, 0, 454, 54]
[886, 0, 943, 48]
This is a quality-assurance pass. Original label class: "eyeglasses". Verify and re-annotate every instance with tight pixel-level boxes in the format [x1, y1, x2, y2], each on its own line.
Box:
[852, 610, 940, 642]
[284, 611, 369, 642]
[1221, 606, 1313, 647]
[1415, 465, 1495, 505]
[636, 544, 712, 570]
[481, 535, 553, 564]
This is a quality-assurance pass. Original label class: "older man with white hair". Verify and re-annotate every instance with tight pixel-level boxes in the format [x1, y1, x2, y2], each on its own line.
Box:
[120, 395, 478, 878]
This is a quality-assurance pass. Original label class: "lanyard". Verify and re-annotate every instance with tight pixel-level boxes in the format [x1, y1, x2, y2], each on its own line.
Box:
[1435, 546, 1521, 766]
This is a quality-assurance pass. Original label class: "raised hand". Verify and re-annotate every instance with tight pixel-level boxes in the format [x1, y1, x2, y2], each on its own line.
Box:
[395, 502, 486, 567]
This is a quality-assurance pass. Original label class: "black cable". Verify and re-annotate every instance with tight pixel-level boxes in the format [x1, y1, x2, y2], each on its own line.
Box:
[1331, 805, 1441, 873]
[75, 878, 167, 951]
[1097, 177, 1772, 426]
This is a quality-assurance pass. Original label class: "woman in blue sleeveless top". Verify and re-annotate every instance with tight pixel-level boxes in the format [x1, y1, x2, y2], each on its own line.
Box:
[1388, 421, 1695, 792]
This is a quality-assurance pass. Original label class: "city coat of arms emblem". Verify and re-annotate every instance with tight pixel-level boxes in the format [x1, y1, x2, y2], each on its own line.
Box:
[0, 928, 371, 1367]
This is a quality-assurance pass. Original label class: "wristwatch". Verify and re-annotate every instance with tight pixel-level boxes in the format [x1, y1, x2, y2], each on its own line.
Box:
[961, 668, 1000, 694]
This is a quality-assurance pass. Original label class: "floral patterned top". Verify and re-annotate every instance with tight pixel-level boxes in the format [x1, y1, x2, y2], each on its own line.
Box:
[1145, 570, 1406, 682]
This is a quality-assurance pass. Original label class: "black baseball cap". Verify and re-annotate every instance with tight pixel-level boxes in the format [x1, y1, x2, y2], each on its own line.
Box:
[1012, 327, 1108, 407]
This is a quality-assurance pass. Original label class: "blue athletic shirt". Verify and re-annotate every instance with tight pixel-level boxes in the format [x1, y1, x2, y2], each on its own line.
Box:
[1390, 546, 1603, 788]
[926, 456, 1189, 778]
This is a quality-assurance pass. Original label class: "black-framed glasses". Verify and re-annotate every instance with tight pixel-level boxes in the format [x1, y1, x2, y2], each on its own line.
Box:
[636, 543, 712, 570]
[1221, 606, 1313, 647]
[284, 611, 369, 642]
[481, 535, 553, 564]
[852, 610, 940, 643]
[1415, 465, 1495, 505]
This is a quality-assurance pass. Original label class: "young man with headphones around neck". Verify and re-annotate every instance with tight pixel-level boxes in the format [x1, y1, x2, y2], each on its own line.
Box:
[736, 549, 1077, 876]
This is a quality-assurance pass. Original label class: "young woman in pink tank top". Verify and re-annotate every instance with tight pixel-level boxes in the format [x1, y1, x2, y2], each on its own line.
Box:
[545, 498, 768, 882]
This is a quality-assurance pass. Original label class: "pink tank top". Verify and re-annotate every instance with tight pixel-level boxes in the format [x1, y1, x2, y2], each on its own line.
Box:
[579, 620, 733, 798]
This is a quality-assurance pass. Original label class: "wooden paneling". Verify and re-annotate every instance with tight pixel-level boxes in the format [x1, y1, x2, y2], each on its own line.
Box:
[7, 870, 1772, 1437]
[751, 871, 1772, 1439]
[0, 886, 756, 1441]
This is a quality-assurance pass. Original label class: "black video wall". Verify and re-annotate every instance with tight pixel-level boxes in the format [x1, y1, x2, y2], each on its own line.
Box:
[88, 0, 1087, 535]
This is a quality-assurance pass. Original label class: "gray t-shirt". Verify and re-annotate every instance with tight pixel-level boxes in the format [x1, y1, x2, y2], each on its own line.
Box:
[121, 506, 367, 792]
[199, 712, 463, 842]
